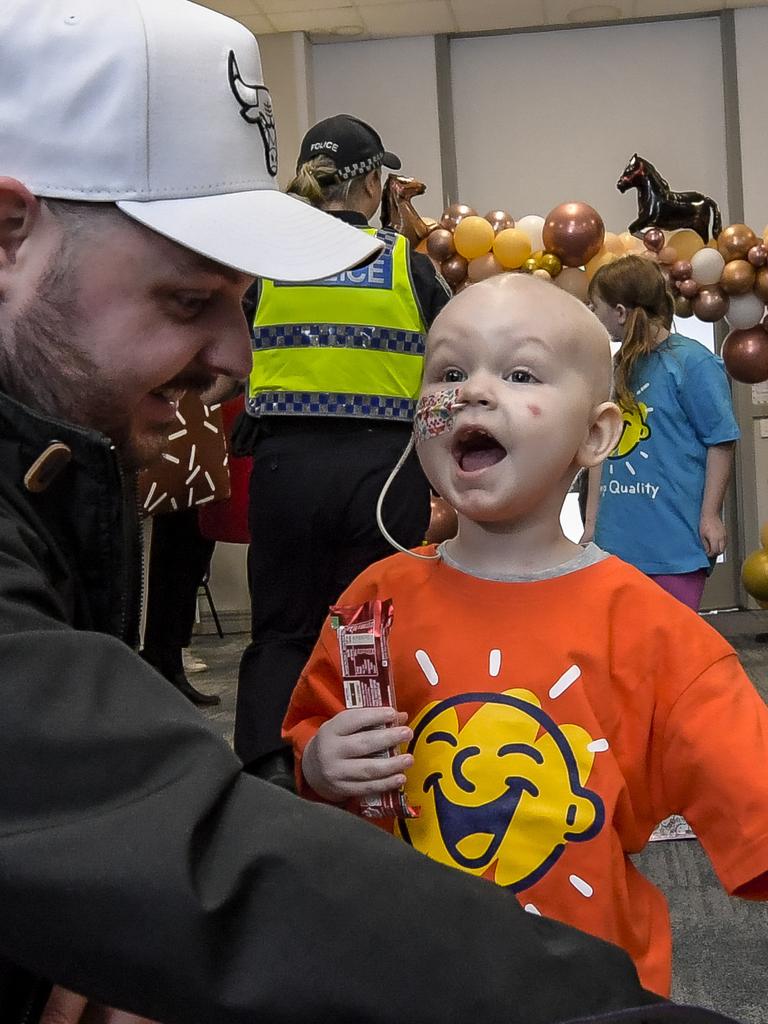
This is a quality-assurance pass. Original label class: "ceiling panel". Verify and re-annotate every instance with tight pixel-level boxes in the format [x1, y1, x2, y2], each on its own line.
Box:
[358, 0, 458, 34]
[452, 0, 547, 31]
[203, 0, 768, 40]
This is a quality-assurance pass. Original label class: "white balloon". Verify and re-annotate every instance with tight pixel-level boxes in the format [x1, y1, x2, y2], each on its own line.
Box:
[516, 215, 545, 253]
[690, 247, 725, 286]
[726, 292, 766, 330]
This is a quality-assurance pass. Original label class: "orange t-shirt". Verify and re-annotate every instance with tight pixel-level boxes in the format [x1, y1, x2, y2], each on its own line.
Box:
[283, 549, 768, 995]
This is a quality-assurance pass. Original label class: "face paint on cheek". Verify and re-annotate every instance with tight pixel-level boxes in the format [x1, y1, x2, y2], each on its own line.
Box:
[527, 404, 542, 417]
[414, 386, 465, 445]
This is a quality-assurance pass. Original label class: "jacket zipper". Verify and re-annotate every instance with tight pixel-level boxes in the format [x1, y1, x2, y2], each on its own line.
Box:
[113, 447, 144, 648]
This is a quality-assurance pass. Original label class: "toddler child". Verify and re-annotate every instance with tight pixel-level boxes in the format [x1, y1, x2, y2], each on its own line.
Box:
[283, 274, 768, 997]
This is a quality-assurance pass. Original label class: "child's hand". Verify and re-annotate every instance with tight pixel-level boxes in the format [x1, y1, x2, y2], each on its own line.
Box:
[301, 708, 414, 803]
[700, 511, 727, 558]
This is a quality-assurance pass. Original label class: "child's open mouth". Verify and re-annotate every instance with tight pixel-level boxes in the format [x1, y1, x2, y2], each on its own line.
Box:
[452, 426, 507, 473]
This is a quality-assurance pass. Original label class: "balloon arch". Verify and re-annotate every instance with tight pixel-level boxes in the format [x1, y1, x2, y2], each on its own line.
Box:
[416, 202, 768, 386]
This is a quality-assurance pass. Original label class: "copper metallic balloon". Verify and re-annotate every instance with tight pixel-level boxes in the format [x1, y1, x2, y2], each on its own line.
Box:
[717, 223, 760, 262]
[748, 244, 768, 268]
[427, 227, 456, 262]
[755, 267, 768, 303]
[440, 253, 468, 288]
[484, 209, 515, 234]
[722, 324, 768, 383]
[678, 278, 699, 299]
[674, 294, 694, 318]
[542, 202, 605, 268]
[721, 258, 756, 296]
[692, 285, 729, 323]
[425, 495, 458, 545]
[440, 202, 477, 231]
[642, 227, 665, 253]
[670, 259, 693, 281]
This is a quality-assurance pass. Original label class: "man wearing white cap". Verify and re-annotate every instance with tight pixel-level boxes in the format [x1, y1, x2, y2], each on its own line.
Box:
[0, 2, 684, 1023]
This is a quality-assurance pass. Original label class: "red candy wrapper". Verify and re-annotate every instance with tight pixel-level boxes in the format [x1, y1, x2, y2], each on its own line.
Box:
[330, 599, 418, 820]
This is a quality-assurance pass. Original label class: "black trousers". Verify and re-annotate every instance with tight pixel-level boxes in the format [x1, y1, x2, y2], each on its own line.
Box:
[142, 508, 215, 676]
[235, 418, 431, 767]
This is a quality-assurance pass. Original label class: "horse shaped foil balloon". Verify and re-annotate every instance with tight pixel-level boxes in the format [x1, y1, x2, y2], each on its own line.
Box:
[381, 173, 431, 247]
[617, 154, 722, 243]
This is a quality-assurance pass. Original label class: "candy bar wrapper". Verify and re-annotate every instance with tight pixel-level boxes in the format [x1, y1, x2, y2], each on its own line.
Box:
[330, 599, 419, 820]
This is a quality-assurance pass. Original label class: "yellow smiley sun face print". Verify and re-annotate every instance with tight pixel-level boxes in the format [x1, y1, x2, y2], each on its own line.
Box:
[397, 688, 605, 892]
[609, 401, 651, 460]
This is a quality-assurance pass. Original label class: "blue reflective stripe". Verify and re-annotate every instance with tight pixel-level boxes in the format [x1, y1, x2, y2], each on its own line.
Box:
[251, 324, 425, 356]
[246, 391, 415, 421]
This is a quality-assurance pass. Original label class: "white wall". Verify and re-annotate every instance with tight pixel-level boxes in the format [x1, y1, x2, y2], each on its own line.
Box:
[735, 7, 768, 235]
[312, 36, 445, 221]
[450, 18, 728, 230]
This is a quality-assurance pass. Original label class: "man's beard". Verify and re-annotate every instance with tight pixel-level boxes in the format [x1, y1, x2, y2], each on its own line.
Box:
[0, 243, 206, 470]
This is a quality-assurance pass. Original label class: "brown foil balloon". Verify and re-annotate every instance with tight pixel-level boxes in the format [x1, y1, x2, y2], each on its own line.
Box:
[721, 259, 756, 296]
[425, 495, 458, 544]
[440, 203, 477, 231]
[749, 244, 768, 268]
[718, 223, 760, 262]
[670, 259, 693, 281]
[755, 266, 768, 303]
[722, 324, 768, 383]
[674, 295, 694, 318]
[441, 254, 469, 288]
[542, 202, 605, 268]
[642, 227, 665, 253]
[678, 278, 699, 299]
[427, 228, 456, 262]
[484, 210, 515, 235]
[692, 285, 729, 322]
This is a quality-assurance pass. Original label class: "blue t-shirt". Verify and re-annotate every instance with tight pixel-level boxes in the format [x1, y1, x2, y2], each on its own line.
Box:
[595, 333, 739, 575]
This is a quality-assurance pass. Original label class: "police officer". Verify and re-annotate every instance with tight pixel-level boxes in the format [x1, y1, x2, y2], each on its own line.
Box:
[234, 114, 451, 783]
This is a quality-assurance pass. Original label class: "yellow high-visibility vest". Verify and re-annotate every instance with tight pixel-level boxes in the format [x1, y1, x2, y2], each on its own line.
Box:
[248, 228, 426, 421]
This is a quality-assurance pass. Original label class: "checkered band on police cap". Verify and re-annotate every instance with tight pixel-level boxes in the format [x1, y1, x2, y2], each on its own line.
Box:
[298, 114, 401, 180]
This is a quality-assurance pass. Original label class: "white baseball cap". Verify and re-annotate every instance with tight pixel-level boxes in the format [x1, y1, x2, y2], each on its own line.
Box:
[0, 0, 382, 281]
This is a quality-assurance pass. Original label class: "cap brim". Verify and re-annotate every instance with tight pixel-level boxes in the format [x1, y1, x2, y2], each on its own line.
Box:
[117, 189, 382, 281]
[382, 151, 402, 171]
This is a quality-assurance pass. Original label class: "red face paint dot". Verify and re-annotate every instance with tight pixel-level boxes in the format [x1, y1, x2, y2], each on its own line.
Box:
[528, 404, 542, 417]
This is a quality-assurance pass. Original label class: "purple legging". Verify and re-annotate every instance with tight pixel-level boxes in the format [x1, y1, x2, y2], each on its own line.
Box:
[647, 569, 707, 611]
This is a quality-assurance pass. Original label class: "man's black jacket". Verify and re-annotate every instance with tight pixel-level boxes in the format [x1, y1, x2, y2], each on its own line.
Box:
[0, 387, 665, 1023]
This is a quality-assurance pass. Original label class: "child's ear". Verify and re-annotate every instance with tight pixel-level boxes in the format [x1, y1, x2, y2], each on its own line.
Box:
[577, 401, 623, 468]
[615, 303, 629, 325]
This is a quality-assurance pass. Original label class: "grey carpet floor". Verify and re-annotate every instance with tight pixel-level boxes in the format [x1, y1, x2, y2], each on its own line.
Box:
[190, 608, 768, 1022]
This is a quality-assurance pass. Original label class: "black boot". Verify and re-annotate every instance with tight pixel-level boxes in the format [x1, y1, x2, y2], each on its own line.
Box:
[169, 671, 221, 707]
[141, 648, 220, 706]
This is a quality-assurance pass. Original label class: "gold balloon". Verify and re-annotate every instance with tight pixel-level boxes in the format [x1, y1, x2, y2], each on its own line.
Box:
[667, 229, 704, 262]
[718, 223, 760, 262]
[542, 201, 605, 268]
[602, 232, 625, 256]
[742, 548, 768, 602]
[454, 215, 496, 260]
[523, 257, 540, 274]
[539, 252, 562, 277]
[493, 228, 532, 270]
[619, 231, 645, 254]
[585, 250, 617, 283]
[721, 259, 756, 296]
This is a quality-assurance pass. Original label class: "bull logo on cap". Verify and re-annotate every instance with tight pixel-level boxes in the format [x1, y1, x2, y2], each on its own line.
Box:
[227, 51, 278, 177]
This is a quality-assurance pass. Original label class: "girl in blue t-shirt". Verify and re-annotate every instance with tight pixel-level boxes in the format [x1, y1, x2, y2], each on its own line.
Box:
[582, 255, 739, 611]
